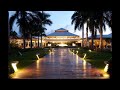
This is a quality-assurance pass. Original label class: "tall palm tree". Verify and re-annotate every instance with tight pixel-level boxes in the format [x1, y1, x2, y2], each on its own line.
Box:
[86, 20, 89, 47]
[9, 11, 28, 49]
[8, 12, 10, 50]
[33, 11, 52, 48]
[71, 11, 97, 49]
[95, 11, 108, 50]
[104, 11, 112, 30]
[71, 11, 88, 47]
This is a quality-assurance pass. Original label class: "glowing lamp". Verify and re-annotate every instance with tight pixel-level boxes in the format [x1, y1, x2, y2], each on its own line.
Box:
[89, 50, 92, 52]
[76, 51, 78, 54]
[83, 53, 86, 59]
[11, 61, 19, 72]
[104, 64, 109, 72]
[36, 53, 40, 60]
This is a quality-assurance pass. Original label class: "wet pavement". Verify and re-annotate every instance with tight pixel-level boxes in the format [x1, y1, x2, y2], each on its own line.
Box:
[10, 48, 109, 79]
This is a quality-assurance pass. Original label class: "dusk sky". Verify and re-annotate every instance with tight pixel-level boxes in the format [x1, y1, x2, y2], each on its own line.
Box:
[9, 11, 112, 37]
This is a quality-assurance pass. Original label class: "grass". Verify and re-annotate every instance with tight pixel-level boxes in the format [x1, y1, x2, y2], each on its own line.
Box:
[71, 47, 112, 70]
[8, 47, 49, 74]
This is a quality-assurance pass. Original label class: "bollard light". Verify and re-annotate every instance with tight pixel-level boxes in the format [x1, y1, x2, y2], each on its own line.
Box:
[11, 61, 19, 72]
[36, 53, 40, 60]
[76, 51, 78, 54]
[104, 64, 109, 72]
[83, 53, 86, 59]
[89, 49, 92, 52]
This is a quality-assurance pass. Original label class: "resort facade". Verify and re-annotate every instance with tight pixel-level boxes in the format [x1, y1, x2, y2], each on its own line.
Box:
[10, 28, 112, 49]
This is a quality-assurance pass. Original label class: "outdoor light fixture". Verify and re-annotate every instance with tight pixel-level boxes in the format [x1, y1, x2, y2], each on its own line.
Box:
[89, 49, 92, 52]
[76, 51, 78, 54]
[36, 53, 40, 60]
[83, 53, 86, 59]
[104, 64, 109, 72]
[11, 61, 19, 72]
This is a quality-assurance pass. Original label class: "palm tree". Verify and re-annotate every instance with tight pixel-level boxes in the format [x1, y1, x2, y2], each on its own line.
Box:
[104, 11, 112, 30]
[71, 11, 88, 47]
[95, 11, 109, 50]
[86, 20, 89, 47]
[71, 11, 97, 49]
[33, 11, 52, 48]
[8, 12, 10, 50]
[9, 11, 28, 49]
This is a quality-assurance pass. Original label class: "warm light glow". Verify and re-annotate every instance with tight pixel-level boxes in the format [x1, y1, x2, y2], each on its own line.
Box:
[83, 60, 87, 77]
[76, 54, 79, 65]
[48, 44, 51, 46]
[83, 53, 86, 59]
[36, 59, 40, 69]
[103, 73, 109, 78]
[104, 64, 109, 72]
[89, 50, 92, 52]
[36, 54, 40, 60]
[58, 43, 68, 47]
[83, 60, 86, 69]
[72, 43, 76, 46]
[11, 61, 19, 72]
[76, 51, 78, 54]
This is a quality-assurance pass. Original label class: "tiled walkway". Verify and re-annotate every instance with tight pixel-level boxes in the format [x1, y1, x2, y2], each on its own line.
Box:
[10, 48, 109, 79]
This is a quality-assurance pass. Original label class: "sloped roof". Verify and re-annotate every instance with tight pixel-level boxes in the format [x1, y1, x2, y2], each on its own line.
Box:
[88, 33, 112, 39]
[47, 28, 79, 36]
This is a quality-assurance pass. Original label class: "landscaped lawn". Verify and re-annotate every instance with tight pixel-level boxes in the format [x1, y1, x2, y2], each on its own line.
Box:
[8, 48, 49, 74]
[71, 47, 112, 70]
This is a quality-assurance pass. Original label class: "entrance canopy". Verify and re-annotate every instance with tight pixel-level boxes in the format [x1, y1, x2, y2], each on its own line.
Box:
[44, 28, 80, 43]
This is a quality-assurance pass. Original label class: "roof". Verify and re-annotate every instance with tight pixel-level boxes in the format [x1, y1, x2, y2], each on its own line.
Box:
[47, 28, 79, 36]
[88, 33, 112, 39]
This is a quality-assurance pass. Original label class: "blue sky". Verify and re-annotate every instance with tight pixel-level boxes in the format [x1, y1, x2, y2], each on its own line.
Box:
[9, 11, 112, 37]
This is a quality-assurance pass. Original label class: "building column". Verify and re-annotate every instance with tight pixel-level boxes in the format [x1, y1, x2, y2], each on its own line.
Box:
[28, 41, 29, 48]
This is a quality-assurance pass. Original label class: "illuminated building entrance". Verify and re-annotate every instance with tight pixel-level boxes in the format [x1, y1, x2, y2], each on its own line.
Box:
[44, 28, 81, 47]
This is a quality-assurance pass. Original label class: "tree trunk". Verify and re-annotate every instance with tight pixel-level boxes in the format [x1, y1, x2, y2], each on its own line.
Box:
[22, 11, 26, 49]
[30, 33, 32, 49]
[99, 17, 103, 51]
[41, 33, 42, 48]
[8, 12, 10, 50]
[91, 26, 94, 50]
[23, 32, 26, 49]
[82, 25, 84, 47]
[38, 34, 39, 48]
[86, 23, 88, 47]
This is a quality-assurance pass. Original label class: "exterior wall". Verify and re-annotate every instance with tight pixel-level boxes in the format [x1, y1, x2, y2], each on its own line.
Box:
[10, 37, 112, 48]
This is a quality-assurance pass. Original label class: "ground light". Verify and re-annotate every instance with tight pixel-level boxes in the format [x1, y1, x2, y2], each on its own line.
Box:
[83, 53, 86, 59]
[89, 49, 92, 52]
[102, 61, 110, 78]
[104, 64, 109, 72]
[36, 53, 40, 60]
[76, 51, 78, 54]
[11, 61, 19, 72]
